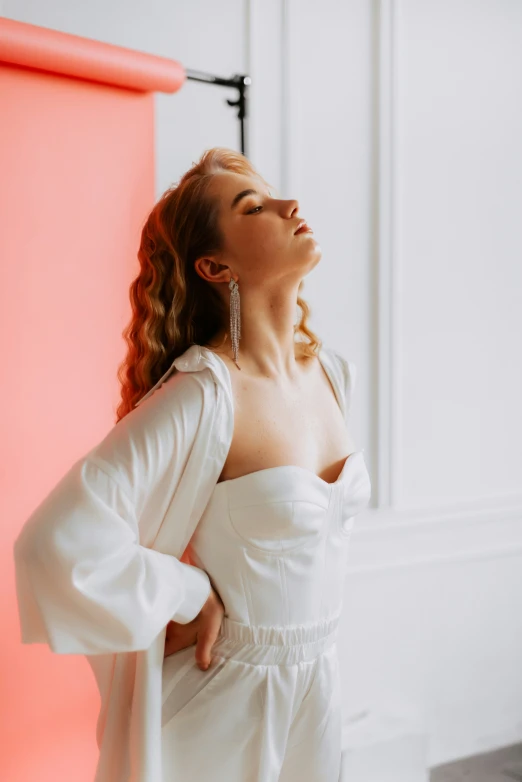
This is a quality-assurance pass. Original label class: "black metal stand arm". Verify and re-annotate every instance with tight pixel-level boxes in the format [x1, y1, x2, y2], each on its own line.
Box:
[185, 69, 251, 156]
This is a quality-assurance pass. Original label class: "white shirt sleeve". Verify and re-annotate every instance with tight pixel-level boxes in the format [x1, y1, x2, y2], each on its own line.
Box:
[13, 373, 212, 656]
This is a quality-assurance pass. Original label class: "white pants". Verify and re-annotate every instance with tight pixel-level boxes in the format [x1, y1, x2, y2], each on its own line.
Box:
[162, 614, 342, 781]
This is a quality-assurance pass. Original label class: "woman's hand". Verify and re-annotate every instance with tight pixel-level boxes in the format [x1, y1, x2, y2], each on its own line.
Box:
[164, 585, 225, 670]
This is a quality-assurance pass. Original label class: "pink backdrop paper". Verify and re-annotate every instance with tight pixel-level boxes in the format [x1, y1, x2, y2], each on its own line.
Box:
[0, 17, 185, 781]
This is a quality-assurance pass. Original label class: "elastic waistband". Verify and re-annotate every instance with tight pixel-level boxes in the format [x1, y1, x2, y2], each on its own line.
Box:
[212, 614, 340, 665]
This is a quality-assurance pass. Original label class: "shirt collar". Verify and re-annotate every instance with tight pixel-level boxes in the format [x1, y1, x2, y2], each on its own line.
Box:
[134, 344, 231, 407]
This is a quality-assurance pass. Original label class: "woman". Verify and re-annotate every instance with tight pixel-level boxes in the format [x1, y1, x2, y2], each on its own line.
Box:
[14, 147, 371, 781]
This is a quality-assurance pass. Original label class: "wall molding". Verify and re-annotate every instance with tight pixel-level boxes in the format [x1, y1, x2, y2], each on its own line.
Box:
[346, 492, 522, 573]
[280, 0, 297, 198]
[375, 0, 400, 509]
[347, 543, 522, 576]
[245, 0, 289, 195]
[358, 490, 522, 530]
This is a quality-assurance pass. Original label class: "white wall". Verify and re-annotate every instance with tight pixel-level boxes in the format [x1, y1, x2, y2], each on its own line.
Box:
[3, 0, 522, 769]
[395, 0, 522, 509]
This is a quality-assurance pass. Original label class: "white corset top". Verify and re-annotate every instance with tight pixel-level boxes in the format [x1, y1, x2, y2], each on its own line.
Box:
[187, 450, 372, 629]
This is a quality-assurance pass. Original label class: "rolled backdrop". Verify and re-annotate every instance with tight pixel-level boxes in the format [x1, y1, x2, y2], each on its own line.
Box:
[0, 17, 185, 782]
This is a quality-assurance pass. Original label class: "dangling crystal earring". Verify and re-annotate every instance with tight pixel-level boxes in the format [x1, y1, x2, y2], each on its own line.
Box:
[228, 277, 241, 370]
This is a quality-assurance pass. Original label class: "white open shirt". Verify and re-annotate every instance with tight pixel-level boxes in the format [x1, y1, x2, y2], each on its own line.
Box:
[13, 342, 356, 782]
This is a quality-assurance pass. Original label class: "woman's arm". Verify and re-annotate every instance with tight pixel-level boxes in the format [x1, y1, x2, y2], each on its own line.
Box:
[13, 372, 212, 656]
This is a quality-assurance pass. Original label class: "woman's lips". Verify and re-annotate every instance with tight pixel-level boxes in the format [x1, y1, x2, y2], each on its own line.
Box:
[295, 224, 313, 234]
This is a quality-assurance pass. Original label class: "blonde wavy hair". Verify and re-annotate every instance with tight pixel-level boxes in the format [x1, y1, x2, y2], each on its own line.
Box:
[115, 146, 321, 423]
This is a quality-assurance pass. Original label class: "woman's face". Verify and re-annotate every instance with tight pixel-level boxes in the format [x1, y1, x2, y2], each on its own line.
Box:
[198, 171, 322, 288]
